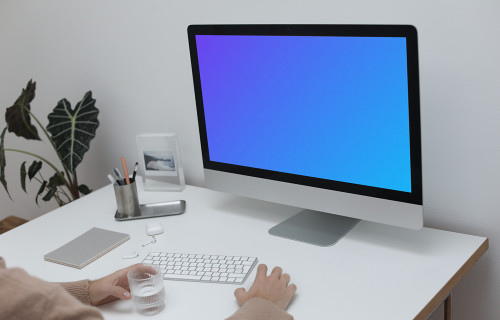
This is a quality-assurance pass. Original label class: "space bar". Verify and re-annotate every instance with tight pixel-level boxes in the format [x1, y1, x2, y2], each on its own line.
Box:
[164, 274, 202, 281]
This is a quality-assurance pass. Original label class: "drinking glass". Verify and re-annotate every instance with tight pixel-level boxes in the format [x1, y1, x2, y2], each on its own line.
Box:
[127, 264, 166, 315]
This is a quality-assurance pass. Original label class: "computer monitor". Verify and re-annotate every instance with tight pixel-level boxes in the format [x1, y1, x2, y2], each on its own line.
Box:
[187, 24, 423, 246]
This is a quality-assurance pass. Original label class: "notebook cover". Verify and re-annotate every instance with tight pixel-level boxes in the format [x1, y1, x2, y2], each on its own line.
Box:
[44, 227, 130, 269]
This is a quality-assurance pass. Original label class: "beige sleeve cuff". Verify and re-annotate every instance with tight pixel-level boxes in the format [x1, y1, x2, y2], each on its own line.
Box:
[226, 298, 294, 320]
[58, 279, 92, 305]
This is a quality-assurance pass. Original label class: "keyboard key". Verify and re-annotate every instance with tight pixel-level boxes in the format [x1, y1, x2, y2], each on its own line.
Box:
[165, 274, 202, 281]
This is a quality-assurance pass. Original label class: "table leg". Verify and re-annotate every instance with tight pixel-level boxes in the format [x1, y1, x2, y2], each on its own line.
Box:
[444, 293, 452, 320]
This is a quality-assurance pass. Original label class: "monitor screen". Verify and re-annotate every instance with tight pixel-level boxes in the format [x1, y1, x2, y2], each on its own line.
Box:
[188, 25, 423, 245]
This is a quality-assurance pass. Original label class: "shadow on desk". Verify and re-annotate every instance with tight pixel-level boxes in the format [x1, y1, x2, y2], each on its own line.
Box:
[212, 196, 301, 224]
[211, 196, 452, 255]
[346, 221, 453, 254]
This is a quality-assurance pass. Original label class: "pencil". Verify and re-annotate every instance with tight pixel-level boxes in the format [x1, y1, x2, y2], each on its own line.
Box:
[121, 157, 131, 185]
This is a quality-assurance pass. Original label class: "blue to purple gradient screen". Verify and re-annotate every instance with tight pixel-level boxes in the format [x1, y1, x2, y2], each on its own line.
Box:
[195, 35, 411, 192]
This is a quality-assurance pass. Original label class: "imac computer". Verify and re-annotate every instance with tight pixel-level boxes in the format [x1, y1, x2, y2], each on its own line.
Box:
[187, 24, 423, 246]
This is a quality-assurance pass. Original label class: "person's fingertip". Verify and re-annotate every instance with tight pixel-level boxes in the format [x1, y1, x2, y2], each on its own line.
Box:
[234, 287, 245, 297]
[234, 287, 247, 305]
[281, 273, 291, 284]
[123, 291, 131, 299]
[257, 264, 268, 275]
[271, 266, 283, 277]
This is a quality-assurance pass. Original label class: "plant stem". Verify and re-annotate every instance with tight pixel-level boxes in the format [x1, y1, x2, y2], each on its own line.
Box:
[72, 170, 80, 200]
[4, 148, 74, 199]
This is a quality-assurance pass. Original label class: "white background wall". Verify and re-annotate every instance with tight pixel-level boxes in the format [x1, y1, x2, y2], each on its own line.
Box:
[1, 0, 499, 319]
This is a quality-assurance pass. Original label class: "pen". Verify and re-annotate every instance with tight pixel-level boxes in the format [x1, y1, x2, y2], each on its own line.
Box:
[107, 174, 118, 186]
[122, 157, 131, 185]
[111, 170, 122, 185]
[132, 162, 138, 181]
[113, 168, 124, 185]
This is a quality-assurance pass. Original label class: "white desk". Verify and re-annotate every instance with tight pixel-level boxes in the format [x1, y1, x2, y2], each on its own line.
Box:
[0, 183, 488, 319]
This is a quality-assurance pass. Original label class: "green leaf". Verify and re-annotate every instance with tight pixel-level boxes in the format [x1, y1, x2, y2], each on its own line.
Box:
[47, 171, 65, 188]
[20, 161, 27, 192]
[46, 91, 99, 173]
[0, 127, 12, 199]
[28, 160, 42, 180]
[42, 187, 57, 202]
[78, 184, 92, 195]
[35, 180, 47, 205]
[5, 80, 41, 140]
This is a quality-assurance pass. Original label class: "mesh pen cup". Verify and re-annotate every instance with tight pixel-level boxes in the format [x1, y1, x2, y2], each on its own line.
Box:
[113, 179, 141, 218]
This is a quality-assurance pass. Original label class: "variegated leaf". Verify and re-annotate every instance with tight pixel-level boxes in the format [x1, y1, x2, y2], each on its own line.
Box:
[46, 91, 99, 173]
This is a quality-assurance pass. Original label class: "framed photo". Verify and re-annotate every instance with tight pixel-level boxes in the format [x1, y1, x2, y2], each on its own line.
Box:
[143, 150, 177, 176]
[136, 133, 185, 191]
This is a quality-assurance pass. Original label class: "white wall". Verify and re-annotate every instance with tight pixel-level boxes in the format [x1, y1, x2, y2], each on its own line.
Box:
[1, 0, 499, 319]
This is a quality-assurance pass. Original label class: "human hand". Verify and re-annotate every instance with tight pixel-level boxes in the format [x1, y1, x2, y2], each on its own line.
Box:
[234, 264, 297, 310]
[88, 263, 142, 306]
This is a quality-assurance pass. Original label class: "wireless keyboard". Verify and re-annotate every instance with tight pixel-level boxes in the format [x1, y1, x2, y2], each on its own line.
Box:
[142, 252, 258, 284]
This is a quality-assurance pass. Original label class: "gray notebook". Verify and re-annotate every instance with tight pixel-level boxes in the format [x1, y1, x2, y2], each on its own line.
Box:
[44, 227, 130, 269]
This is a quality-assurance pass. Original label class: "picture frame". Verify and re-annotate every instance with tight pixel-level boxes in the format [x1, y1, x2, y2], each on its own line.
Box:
[136, 133, 185, 191]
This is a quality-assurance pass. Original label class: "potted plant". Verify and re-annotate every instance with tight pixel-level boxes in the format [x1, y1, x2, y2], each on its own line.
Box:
[0, 80, 100, 206]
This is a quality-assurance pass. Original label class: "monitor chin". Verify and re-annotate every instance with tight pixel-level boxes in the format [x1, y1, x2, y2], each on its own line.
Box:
[204, 169, 423, 231]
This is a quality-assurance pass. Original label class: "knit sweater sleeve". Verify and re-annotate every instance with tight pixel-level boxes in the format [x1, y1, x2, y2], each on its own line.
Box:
[226, 298, 294, 320]
[58, 279, 92, 305]
[0, 264, 103, 320]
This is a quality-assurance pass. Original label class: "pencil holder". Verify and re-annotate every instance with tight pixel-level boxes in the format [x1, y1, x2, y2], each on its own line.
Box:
[113, 179, 141, 218]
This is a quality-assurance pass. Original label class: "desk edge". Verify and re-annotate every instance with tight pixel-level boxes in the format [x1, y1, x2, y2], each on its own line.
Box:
[414, 237, 489, 320]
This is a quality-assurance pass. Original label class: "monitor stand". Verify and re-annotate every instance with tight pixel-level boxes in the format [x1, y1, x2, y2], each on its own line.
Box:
[268, 210, 360, 246]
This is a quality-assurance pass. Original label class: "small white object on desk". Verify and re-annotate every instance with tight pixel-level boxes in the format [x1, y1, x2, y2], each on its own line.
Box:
[146, 221, 164, 236]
